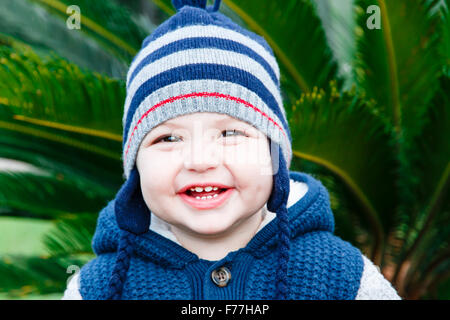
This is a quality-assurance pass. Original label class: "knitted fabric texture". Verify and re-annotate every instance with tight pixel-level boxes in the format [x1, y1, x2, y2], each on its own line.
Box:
[80, 171, 365, 300]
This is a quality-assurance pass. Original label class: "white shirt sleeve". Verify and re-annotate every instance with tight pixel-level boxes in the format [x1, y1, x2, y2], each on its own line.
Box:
[355, 255, 402, 300]
[61, 272, 83, 300]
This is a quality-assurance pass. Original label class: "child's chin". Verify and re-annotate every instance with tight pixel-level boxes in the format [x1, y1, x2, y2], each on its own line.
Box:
[188, 222, 233, 237]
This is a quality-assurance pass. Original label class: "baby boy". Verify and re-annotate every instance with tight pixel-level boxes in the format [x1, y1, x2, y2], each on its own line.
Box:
[63, 0, 400, 300]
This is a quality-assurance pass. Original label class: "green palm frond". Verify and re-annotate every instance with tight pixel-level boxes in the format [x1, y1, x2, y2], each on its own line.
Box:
[406, 212, 450, 299]
[354, 1, 445, 267]
[223, 0, 337, 95]
[152, 0, 176, 16]
[412, 76, 450, 246]
[0, 121, 122, 189]
[427, 0, 449, 75]
[444, 0, 450, 75]
[391, 76, 450, 295]
[0, 0, 132, 78]
[0, 192, 97, 298]
[0, 42, 122, 298]
[0, 254, 91, 298]
[31, 0, 148, 61]
[0, 170, 112, 219]
[401, 205, 450, 299]
[313, 0, 357, 90]
[43, 213, 97, 257]
[288, 81, 397, 263]
[0, 45, 124, 133]
[355, 0, 442, 138]
[0, 45, 124, 187]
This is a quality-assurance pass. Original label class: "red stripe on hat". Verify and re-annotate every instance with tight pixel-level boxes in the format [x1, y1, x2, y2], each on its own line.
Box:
[124, 92, 287, 164]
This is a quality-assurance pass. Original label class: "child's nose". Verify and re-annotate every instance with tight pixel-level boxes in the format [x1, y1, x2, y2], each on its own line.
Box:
[182, 137, 221, 172]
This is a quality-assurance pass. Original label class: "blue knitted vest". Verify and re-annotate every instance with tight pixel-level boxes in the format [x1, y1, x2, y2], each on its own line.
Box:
[79, 171, 364, 300]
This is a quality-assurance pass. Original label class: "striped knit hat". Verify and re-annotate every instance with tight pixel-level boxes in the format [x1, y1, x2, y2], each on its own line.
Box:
[109, 0, 292, 299]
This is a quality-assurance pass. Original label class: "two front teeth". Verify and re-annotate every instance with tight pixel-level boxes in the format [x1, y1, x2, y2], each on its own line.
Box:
[189, 186, 220, 200]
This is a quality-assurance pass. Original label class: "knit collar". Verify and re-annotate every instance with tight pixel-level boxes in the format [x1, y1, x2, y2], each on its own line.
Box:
[92, 171, 334, 268]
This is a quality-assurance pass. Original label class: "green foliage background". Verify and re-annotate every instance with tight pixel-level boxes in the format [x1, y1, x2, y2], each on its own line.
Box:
[0, 0, 448, 299]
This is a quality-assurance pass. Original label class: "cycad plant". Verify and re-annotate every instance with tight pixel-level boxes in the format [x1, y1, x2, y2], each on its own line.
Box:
[0, 0, 448, 299]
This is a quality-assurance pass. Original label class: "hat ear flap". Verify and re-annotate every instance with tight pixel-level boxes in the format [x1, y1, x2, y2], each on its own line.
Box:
[266, 142, 291, 299]
[267, 142, 290, 213]
[114, 166, 151, 235]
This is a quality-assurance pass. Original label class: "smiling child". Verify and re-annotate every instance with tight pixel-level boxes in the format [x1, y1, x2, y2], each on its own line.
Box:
[63, 0, 400, 300]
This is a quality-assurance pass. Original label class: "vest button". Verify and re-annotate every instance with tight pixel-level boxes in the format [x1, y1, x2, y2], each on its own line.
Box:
[211, 266, 231, 287]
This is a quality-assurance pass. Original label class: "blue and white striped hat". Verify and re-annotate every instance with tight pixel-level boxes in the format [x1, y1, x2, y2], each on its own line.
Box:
[110, 0, 292, 300]
[121, 0, 292, 179]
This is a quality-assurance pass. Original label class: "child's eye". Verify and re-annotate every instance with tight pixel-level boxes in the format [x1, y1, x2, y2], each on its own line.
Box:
[221, 129, 248, 144]
[154, 134, 181, 143]
[152, 130, 246, 144]
[221, 129, 246, 137]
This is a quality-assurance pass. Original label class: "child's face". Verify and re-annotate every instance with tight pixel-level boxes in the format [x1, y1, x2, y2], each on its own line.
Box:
[136, 112, 273, 237]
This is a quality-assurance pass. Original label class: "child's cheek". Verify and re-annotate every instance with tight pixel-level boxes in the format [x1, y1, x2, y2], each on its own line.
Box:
[224, 140, 271, 170]
[146, 147, 182, 169]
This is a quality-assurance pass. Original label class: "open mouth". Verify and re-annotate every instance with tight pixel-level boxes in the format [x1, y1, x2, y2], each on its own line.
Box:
[184, 188, 229, 200]
[178, 187, 235, 210]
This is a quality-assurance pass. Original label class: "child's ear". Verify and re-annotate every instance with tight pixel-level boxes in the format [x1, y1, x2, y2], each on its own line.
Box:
[114, 166, 151, 235]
